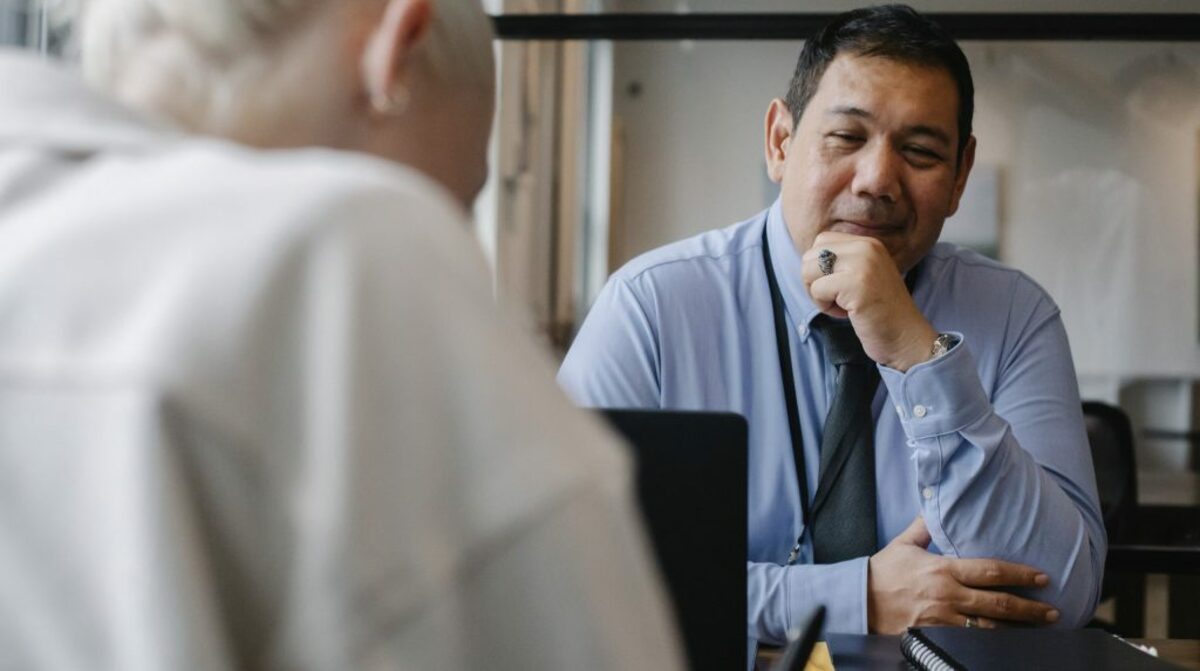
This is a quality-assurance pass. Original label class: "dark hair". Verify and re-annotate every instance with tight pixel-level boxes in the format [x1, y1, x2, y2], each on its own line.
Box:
[785, 4, 974, 164]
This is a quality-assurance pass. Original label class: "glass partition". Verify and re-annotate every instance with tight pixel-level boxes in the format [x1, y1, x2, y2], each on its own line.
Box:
[483, 8, 1200, 488]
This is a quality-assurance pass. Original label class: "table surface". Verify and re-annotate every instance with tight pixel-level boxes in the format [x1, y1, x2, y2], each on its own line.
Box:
[755, 636, 1200, 670]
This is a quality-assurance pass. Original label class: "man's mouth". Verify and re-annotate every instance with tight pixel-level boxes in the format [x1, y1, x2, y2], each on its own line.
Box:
[829, 219, 904, 237]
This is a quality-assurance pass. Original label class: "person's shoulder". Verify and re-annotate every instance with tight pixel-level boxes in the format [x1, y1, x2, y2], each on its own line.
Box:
[149, 138, 485, 280]
[169, 139, 466, 232]
[610, 210, 765, 290]
[925, 242, 1059, 314]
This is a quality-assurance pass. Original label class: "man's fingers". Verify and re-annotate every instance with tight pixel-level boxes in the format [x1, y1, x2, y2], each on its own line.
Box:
[969, 615, 1000, 629]
[947, 558, 1059, 625]
[801, 248, 849, 286]
[961, 587, 1060, 625]
[806, 275, 850, 318]
[801, 237, 868, 284]
[955, 613, 1000, 630]
[949, 558, 1050, 589]
[811, 231, 865, 246]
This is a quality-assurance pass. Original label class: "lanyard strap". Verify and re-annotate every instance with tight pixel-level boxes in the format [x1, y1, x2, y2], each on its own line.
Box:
[760, 222, 923, 559]
[761, 225, 812, 528]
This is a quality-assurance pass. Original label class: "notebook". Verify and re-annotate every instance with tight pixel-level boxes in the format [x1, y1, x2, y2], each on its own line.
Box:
[900, 627, 1186, 671]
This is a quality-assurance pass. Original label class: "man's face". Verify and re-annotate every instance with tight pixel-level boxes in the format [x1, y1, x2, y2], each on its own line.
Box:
[766, 53, 975, 273]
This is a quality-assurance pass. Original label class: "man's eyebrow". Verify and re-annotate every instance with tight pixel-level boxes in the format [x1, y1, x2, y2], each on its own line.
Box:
[827, 105, 872, 119]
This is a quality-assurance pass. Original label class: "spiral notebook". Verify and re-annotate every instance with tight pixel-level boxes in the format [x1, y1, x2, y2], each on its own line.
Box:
[900, 627, 1185, 671]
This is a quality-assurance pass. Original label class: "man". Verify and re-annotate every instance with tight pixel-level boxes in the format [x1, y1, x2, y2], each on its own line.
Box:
[560, 4, 1105, 642]
[0, 0, 682, 668]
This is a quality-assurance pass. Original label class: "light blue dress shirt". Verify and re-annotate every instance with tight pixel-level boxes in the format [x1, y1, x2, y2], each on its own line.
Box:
[558, 199, 1106, 644]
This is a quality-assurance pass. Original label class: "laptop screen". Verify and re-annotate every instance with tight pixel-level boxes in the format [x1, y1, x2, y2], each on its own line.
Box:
[601, 409, 748, 671]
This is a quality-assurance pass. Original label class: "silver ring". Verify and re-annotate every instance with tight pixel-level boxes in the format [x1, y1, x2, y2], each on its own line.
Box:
[817, 248, 837, 275]
[964, 615, 979, 628]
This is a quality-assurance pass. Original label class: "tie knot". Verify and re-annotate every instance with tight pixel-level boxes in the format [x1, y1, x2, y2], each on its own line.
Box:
[812, 316, 870, 366]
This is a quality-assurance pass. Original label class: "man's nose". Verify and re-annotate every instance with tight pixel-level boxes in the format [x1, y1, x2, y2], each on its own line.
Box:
[850, 141, 901, 203]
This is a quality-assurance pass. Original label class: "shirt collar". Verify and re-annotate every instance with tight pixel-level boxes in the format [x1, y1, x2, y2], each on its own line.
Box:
[0, 49, 178, 157]
[764, 197, 823, 342]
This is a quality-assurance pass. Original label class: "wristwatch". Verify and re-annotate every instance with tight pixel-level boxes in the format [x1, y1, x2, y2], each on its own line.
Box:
[930, 333, 959, 360]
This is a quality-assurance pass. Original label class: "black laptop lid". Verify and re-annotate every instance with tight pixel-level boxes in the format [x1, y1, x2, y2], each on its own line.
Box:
[601, 409, 748, 671]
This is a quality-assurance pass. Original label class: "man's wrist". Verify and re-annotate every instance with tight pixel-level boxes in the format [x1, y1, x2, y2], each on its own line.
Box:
[883, 324, 939, 372]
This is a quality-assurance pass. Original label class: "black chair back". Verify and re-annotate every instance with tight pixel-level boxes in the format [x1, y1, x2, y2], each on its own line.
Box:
[1082, 400, 1138, 545]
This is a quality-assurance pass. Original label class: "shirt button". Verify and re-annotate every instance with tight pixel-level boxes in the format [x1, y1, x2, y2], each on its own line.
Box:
[913, 404, 928, 418]
[922, 486, 934, 500]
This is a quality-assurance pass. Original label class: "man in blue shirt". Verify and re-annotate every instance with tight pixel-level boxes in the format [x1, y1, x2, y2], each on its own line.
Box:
[559, 4, 1105, 644]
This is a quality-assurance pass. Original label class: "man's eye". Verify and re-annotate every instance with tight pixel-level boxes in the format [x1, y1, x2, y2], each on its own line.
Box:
[904, 146, 943, 164]
[828, 132, 864, 144]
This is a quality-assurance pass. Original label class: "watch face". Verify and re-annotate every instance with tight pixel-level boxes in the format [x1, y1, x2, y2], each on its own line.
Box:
[932, 334, 956, 358]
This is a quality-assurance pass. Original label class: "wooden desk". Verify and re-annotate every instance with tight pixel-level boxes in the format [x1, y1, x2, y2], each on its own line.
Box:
[1150, 639, 1200, 671]
[754, 636, 1200, 670]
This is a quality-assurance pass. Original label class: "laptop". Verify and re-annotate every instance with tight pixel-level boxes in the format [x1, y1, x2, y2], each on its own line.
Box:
[601, 409, 748, 671]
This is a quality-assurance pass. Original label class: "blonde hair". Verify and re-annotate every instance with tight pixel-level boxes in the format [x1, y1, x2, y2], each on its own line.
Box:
[42, 0, 493, 131]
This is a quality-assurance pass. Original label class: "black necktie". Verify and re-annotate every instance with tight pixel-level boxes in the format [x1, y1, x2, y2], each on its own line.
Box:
[808, 316, 880, 564]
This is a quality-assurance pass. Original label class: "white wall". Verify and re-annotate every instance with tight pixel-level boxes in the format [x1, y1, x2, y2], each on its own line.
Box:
[968, 42, 1200, 381]
[610, 40, 795, 265]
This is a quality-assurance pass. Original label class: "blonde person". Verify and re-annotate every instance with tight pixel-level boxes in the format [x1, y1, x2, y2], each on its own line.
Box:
[0, 1, 682, 669]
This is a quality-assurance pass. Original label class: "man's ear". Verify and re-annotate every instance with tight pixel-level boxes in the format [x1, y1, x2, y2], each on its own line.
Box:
[946, 134, 977, 217]
[764, 98, 794, 184]
[361, 0, 433, 113]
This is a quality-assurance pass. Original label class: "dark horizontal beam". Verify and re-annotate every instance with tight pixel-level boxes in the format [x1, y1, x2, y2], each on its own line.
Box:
[1108, 545, 1200, 575]
[492, 13, 1200, 42]
[1142, 428, 1200, 444]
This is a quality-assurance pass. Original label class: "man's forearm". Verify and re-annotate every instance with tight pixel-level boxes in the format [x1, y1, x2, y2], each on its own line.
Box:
[923, 409, 1105, 625]
[879, 333, 1106, 626]
[748, 557, 869, 644]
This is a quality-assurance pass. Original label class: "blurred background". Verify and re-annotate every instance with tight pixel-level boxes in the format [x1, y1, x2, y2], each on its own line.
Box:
[5, 0, 1198, 640]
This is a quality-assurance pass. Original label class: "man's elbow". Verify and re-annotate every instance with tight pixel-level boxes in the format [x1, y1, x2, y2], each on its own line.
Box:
[1048, 531, 1107, 628]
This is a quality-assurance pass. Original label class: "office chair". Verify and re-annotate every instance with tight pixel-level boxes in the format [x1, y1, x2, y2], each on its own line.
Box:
[1082, 400, 1141, 635]
[1082, 400, 1138, 545]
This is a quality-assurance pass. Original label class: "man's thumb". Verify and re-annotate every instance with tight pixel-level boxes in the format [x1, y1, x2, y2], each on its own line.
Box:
[894, 516, 932, 549]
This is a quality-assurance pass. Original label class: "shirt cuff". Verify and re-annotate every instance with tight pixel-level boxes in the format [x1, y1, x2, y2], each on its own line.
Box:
[878, 333, 990, 440]
[788, 556, 870, 634]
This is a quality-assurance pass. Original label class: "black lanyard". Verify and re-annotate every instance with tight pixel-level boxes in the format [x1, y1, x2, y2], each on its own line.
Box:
[761, 225, 813, 532]
[760, 223, 921, 562]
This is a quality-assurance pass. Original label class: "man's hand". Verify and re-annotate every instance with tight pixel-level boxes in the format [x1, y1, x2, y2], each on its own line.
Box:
[801, 231, 937, 372]
[868, 517, 1059, 634]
